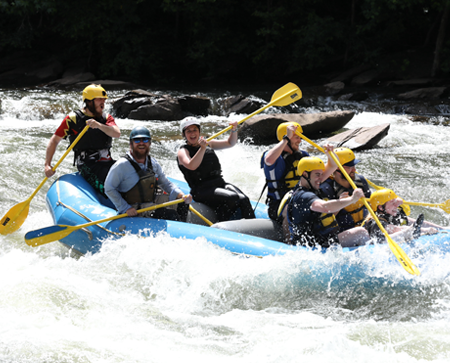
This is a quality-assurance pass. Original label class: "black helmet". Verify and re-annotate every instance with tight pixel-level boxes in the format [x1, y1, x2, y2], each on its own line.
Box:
[129, 126, 151, 141]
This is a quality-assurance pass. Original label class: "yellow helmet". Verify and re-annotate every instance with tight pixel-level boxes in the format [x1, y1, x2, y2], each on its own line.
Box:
[297, 157, 325, 176]
[82, 84, 108, 102]
[334, 147, 360, 166]
[276, 122, 303, 141]
[369, 189, 398, 211]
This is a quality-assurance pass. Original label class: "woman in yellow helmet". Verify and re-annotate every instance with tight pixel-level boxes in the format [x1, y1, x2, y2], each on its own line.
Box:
[363, 189, 441, 243]
[44, 84, 120, 196]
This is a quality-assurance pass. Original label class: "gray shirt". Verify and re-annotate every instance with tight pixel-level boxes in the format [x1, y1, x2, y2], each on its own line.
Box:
[105, 151, 183, 213]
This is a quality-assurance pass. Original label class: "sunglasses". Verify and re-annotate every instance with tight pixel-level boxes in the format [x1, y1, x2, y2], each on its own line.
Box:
[133, 138, 151, 144]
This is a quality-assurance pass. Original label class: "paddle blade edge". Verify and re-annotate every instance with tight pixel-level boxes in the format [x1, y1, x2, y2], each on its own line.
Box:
[25, 225, 70, 247]
[0, 202, 30, 235]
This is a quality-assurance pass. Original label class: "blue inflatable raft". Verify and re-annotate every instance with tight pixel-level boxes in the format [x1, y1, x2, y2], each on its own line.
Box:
[26, 173, 450, 281]
[35, 173, 297, 256]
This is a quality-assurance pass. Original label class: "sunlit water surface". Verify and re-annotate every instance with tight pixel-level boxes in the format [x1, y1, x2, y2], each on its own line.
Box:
[0, 88, 449, 362]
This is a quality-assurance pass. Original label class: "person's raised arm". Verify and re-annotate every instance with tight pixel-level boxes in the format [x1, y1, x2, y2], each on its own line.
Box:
[319, 144, 338, 182]
[264, 123, 297, 166]
[209, 121, 238, 150]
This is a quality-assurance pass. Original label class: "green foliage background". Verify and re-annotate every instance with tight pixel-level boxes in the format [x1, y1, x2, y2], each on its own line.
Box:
[0, 0, 448, 84]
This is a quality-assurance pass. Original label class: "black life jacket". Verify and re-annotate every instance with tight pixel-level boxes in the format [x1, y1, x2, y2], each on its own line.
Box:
[67, 110, 112, 162]
[361, 208, 408, 242]
[177, 144, 223, 190]
[121, 155, 157, 205]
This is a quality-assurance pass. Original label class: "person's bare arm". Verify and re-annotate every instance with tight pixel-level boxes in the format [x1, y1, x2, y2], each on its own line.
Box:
[177, 139, 207, 170]
[86, 119, 120, 138]
[44, 134, 62, 177]
[311, 188, 365, 214]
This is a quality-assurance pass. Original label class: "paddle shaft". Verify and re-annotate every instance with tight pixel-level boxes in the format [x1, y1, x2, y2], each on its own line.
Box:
[25, 126, 90, 201]
[206, 103, 273, 142]
[66, 199, 185, 230]
[189, 205, 213, 226]
[405, 201, 444, 208]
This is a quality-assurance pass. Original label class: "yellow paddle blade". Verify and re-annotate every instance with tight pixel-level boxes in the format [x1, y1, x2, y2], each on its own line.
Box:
[270, 82, 302, 106]
[440, 200, 450, 213]
[25, 199, 186, 247]
[25, 224, 77, 246]
[206, 82, 302, 142]
[0, 200, 30, 235]
[386, 235, 421, 276]
[189, 205, 213, 226]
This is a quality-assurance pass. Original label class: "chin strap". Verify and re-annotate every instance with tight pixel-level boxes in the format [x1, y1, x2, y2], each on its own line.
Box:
[286, 139, 296, 154]
[302, 171, 316, 193]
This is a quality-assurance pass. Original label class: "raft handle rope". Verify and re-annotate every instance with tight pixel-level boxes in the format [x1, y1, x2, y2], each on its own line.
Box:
[56, 178, 125, 238]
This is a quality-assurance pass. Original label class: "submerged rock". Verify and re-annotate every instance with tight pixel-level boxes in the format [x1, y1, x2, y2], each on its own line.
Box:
[238, 111, 355, 145]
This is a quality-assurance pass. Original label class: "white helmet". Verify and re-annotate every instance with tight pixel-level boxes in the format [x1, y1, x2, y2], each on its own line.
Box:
[180, 117, 201, 134]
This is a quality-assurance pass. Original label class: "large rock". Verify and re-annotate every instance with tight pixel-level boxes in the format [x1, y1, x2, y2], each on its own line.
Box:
[326, 123, 390, 150]
[238, 111, 355, 145]
[220, 95, 263, 115]
[112, 90, 212, 120]
[128, 98, 184, 121]
[178, 95, 211, 115]
[397, 87, 447, 100]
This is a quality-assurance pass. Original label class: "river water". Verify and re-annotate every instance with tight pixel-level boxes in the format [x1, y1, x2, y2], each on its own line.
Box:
[0, 86, 449, 362]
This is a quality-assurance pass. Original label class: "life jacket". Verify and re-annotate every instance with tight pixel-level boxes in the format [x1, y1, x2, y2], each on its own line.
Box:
[333, 175, 369, 226]
[67, 110, 113, 164]
[372, 209, 408, 227]
[261, 150, 308, 201]
[177, 144, 223, 190]
[121, 154, 157, 205]
[361, 208, 408, 242]
[68, 110, 112, 151]
[288, 185, 339, 245]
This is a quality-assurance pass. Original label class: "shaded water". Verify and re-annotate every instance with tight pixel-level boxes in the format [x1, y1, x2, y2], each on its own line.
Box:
[1, 86, 450, 362]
